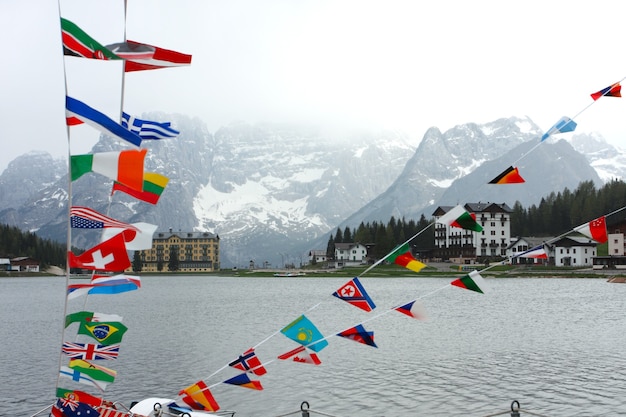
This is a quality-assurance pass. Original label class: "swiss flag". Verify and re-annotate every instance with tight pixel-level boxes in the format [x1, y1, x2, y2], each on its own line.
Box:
[69, 233, 130, 272]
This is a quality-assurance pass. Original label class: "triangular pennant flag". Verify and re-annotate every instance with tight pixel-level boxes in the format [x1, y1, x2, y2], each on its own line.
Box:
[386, 242, 426, 272]
[541, 116, 577, 141]
[280, 314, 328, 352]
[394, 300, 427, 320]
[222, 373, 263, 390]
[68, 233, 130, 272]
[277, 346, 321, 365]
[336, 324, 377, 348]
[573, 215, 608, 243]
[71, 149, 147, 192]
[591, 82, 621, 101]
[332, 277, 376, 311]
[111, 172, 169, 205]
[177, 380, 219, 412]
[517, 244, 548, 259]
[450, 270, 488, 294]
[228, 348, 267, 376]
[488, 166, 526, 184]
[66, 96, 143, 147]
[437, 205, 483, 232]
[106, 40, 192, 72]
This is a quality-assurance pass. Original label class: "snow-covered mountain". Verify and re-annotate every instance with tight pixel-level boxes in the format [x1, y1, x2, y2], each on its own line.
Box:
[0, 114, 616, 267]
[569, 133, 626, 181]
[0, 117, 417, 267]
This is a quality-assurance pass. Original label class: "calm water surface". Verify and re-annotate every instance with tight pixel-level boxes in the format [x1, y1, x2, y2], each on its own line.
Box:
[1, 275, 626, 416]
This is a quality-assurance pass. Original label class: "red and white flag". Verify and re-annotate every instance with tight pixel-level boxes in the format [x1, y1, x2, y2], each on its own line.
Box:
[68, 233, 130, 272]
[574, 216, 608, 243]
[277, 346, 321, 365]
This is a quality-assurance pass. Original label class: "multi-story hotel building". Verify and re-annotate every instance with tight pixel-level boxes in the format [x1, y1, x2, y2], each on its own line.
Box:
[433, 202, 512, 261]
[138, 230, 220, 273]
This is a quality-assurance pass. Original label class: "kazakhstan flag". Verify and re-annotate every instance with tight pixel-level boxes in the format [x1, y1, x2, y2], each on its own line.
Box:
[281, 314, 328, 352]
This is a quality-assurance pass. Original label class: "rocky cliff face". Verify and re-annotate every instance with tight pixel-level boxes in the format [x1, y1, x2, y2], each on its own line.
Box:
[0, 114, 615, 267]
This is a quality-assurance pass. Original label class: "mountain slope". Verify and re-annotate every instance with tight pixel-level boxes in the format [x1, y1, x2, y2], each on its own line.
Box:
[0, 118, 417, 267]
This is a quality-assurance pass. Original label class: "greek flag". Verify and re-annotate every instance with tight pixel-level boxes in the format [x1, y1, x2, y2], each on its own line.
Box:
[121, 112, 180, 140]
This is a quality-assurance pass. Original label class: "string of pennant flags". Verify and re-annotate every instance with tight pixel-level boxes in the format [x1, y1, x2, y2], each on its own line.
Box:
[53, 2, 191, 416]
[51, 2, 626, 415]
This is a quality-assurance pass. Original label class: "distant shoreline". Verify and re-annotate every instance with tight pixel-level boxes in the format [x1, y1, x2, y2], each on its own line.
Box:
[2, 264, 624, 280]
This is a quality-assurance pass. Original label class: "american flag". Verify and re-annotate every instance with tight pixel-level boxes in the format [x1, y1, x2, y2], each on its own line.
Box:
[62, 342, 120, 360]
[70, 206, 137, 231]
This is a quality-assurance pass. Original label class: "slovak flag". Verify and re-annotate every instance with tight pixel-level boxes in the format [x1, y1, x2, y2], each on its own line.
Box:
[68, 233, 130, 272]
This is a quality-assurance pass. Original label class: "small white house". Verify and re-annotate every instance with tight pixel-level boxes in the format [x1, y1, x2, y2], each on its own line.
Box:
[334, 243, 367, 268]
[552, 236, 596, 267]
[506, 236, 553, 265]
[0, 258, 10, 271]
[308, 250, 327, 265]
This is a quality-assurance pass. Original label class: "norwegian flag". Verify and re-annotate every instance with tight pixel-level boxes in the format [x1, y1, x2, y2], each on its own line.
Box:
[62, 342, 120, 360]
[228, 348, 267, 376]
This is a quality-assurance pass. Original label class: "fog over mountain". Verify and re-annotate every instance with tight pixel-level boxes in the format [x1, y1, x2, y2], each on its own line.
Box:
[0, 115, 620, 267]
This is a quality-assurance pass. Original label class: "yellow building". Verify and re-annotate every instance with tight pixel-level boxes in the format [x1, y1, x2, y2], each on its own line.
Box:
[138, 230, 220, 273]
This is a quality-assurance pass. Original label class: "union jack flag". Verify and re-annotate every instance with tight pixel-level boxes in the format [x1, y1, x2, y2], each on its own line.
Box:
[62, 342, 120, 360]
[228, 348, 267, 376]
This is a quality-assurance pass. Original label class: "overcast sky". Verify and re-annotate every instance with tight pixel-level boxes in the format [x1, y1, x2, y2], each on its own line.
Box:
[2, 0, 626, 171]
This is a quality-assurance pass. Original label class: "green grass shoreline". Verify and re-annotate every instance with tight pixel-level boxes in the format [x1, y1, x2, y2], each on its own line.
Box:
[2, 264, 623, 279]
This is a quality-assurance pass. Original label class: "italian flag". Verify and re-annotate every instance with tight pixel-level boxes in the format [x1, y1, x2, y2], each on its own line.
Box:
[450, 270, 488, 294]
[387, 242, 426, 273]
[71, 149, 147, 191]
[437, 205, 483, 232]
[574, 216, 608, 243]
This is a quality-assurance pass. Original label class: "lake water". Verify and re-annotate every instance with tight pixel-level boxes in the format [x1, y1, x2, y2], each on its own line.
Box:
[2, 275, 626, 417]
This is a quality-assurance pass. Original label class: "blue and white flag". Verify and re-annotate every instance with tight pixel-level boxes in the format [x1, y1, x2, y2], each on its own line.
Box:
[66, 96, 143, 147]
[121, 112, 180, 140]
[541, 116, 577, 141]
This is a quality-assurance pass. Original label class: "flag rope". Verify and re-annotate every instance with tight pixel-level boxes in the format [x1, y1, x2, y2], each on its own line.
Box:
[508, 75, 626, 167]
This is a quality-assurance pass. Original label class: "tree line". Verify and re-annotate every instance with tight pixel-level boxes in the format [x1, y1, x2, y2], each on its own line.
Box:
[510, 179, 626, 237]
[326, 215, 434, 259]
[326, 179, 626, 258]
[0, 224, 66, 268]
